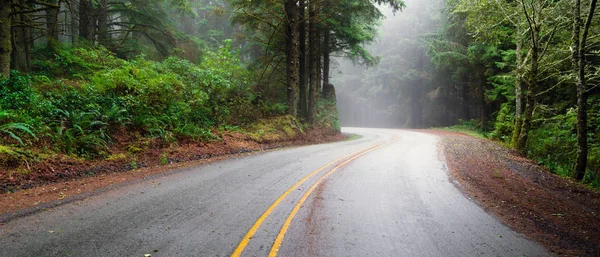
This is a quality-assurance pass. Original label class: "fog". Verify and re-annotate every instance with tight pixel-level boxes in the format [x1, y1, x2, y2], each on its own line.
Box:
[332, 0, 445, 128]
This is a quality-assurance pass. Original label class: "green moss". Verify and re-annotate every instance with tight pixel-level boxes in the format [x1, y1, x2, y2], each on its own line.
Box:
[244, 115, 303, 143]
[106, 153, 128, 161]
[0, 145, 23, 168]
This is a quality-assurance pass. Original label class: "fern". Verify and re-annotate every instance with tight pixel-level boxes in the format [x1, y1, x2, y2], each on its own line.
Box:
[0, 111, 36, 145]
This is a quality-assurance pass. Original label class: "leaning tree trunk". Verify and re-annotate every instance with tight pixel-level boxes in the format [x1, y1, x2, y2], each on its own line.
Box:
[0, 0, 12, 77]
[517, 2, 541, 152]
[517, 47, 538, 151]
[307, 0, 320, 124]
[574, 0, 597, 180]
[285, 0, 300, 117]
[299, 0, 308, 120]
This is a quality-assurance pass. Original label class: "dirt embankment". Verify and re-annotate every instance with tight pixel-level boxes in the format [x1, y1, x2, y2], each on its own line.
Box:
[0, 118, 345, 216]
[431, 130, 600, 256]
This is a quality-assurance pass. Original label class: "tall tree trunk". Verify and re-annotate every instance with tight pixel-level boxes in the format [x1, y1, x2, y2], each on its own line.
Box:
[285, 0, 299, 117]
[69, 0, 77, 43]
[574, 0, 597, 180]
[299, 0, 308, 119]
[79, 0, 94, 41]
[307, 0, 320, 123]
[0, 0, 12, 77]
[462, 82, 470, 121]
[97, 0, 109, 46]
[10, 8, 29, 72]
[511, 15, 525, 148]
[410, 53, 424, 128]
[322, 27, 330, 88]
[517, 2, 541, 151]
[46, 0, 60, 46]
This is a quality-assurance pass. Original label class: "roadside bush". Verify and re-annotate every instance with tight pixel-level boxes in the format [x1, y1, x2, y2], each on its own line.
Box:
[1, 41, 271, 159]
[49, 109, 109, 158]
[489, 103, 514, 142]
[0, 111, 36, 146]
[526, 109, 577, 177]
[315, 100, 341, 133]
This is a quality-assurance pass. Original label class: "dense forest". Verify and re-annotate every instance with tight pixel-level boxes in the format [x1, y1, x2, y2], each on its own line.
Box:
[0, 0, 408, 178]
[1, 0, 598, 188]
[335, 0, 599, 186]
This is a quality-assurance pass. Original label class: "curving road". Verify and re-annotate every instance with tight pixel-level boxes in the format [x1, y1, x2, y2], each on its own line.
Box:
[0, 128, 550, 257]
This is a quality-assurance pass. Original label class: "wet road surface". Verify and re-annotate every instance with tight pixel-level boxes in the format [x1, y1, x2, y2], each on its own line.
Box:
[0, 128, 551, 256]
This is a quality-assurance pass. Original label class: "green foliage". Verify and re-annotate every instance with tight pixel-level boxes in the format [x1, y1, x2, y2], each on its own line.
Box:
[245, 115, 303, 143]
[315, 100, 341, 133]
[0, 111, 36, 146]
[526, 109, 577, 176]
[33, 44, 123, 78]
[1, 43, 265, 158]
[49, 109, 110, 158]
[443, 120, 488, 139]
[489, 103, 515, 142]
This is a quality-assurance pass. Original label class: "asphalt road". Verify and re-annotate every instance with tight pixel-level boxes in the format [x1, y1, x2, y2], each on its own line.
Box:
[0, 128, 551, 257]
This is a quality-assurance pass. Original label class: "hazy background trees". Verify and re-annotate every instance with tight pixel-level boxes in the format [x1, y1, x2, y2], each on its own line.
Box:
[334, 0, 599, 183]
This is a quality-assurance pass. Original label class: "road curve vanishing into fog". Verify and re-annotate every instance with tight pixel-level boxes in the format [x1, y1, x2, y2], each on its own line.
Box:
[0, 128, 551, 257]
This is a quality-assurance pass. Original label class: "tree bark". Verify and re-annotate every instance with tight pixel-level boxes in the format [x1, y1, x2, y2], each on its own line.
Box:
[79, 0, 94, 41]
[322, 27, 330, 91]
[511, 14, 525, 148]
[46, 0, 60, 46]
[410, 53, 424, 128]
[574, 0, 597, 180]
[307, 0, 320, 124]
[517, 1, 541, 151]
[10, 7, 29, 72]
[97, 0, 109, 46]
[285, 0, 300, 117]
[299, 0, 308, 119]
[0, 0, 12, 77]
[462, 82, 470, 121]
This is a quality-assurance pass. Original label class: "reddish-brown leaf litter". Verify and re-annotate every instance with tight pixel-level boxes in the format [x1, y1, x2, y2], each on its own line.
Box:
[0, 128, 344, 216]
[430, 130, 600, 257]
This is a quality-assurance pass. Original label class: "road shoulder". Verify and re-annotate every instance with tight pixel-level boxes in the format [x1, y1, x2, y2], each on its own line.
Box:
[429, 130, 600, 256]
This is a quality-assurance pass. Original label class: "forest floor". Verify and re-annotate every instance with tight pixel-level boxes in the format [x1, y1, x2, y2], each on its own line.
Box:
[430, 130, 600, 257]
[0, 126, 345, 217]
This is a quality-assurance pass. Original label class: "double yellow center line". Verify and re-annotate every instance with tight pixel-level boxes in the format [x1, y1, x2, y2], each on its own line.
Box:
[231, 137, 398, 257]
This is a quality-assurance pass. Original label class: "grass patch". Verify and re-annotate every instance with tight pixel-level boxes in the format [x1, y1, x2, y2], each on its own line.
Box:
[438, 125, 488, 139]
[345, 133, 362, 141]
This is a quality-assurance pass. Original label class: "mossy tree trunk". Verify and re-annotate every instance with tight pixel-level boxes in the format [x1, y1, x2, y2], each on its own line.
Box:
[511, 14, 525, 148]
[517, 1, 542, 151]
[573, 0, 597, 180]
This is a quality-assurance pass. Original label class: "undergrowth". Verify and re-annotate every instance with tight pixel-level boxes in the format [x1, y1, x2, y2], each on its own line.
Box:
[454, 105, 600, 188]
[0, 42, 296, 165]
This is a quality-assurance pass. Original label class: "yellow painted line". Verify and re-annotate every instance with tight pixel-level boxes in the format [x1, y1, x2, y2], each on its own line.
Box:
[268, 138, 398, 257]
[231, 139, 392, 257]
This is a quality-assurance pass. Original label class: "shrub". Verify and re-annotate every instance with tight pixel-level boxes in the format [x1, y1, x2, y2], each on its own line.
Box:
[315, 100, 341, 132]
